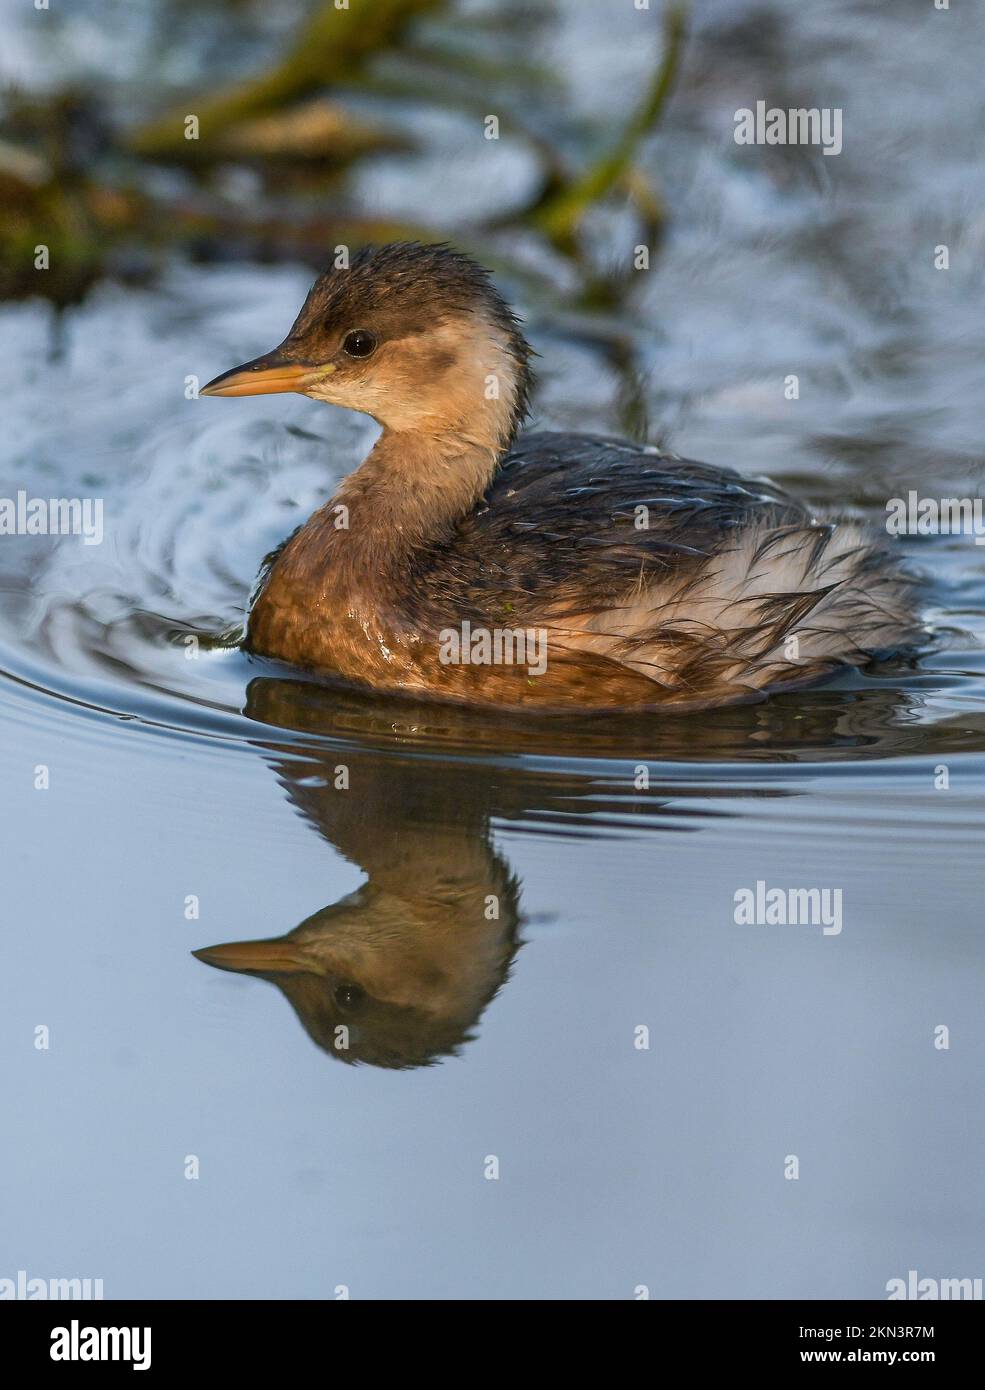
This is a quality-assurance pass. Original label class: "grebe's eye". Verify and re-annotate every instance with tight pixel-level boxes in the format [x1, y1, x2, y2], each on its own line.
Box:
[342, 329, 377, 358]
[334, 983, 365, 1010]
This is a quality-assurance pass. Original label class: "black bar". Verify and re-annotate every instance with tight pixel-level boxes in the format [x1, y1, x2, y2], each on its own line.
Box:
[5, 1298, 981, 1372]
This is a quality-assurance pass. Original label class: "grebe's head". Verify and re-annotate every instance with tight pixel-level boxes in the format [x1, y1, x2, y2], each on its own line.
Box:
[202, 242, 533, 452]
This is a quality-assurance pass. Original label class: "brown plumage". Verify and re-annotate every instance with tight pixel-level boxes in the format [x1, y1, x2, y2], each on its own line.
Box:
[201, 242, 922, 711]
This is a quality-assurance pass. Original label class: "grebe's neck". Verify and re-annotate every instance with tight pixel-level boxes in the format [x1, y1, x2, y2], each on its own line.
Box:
[347, 427, 500, 549]
[272, 427, 503, 608]
[340, 428, 500, 574]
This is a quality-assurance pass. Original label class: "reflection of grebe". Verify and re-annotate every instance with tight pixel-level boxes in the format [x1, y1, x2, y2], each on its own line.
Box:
[191, 674, 926, 1066]
[203, 243, 920, 710]
[194, 683, 521, 1068]
[194, 866, 519, 1071]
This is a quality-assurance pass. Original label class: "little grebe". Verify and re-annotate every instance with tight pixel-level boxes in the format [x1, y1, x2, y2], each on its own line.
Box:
[202, 243, 920, 710]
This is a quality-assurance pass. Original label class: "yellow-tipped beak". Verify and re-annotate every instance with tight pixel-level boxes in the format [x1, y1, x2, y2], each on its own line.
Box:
[201, 352, 323, 397]
[193, 939, 313, 974]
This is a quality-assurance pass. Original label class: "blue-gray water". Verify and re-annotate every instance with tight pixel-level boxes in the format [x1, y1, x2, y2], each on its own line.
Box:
[1, 0, 983, 1299]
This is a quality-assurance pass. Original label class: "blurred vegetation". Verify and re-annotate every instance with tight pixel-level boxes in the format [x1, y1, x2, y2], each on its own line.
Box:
[0, 0, 688, 419]
[129, 0, 447, 158]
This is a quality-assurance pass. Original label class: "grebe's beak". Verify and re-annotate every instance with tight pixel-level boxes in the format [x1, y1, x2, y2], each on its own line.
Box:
[193, 938, 314, 975]
[201, 350, 330, 397]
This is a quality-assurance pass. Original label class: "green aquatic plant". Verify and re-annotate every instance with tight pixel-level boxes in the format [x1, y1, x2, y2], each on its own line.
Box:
[528, 0, 687, 260]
